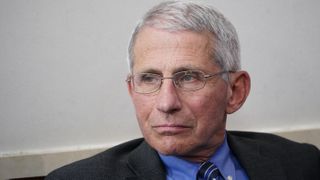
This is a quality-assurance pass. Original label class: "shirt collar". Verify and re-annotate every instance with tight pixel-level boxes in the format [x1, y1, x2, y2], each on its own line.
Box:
[159, 152, 199, 179]
[158, 135, 235, 180]
[210, 136, 236, 180]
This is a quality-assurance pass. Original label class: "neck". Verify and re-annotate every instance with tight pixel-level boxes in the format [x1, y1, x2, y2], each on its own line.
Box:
[179, 133, 226, 163]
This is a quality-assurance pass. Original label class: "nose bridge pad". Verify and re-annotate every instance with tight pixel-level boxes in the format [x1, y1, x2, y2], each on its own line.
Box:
[160, 77, 177, 90]
[157, 77, 182, 113]
[158, 76, 182, 98]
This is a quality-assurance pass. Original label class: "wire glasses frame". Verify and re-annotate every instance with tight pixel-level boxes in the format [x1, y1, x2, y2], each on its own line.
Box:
[126, 70, 231, 94]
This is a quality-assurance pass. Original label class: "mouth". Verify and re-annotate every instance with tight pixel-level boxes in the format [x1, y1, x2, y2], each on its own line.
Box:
[152, 124, 192, 135]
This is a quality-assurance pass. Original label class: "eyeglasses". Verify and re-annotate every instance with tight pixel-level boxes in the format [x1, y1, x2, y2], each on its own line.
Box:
[126, 70, 230, 94]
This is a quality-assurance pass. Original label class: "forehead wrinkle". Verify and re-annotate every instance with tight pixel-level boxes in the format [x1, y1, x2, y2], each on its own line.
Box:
[139, 42, 211, 63]
[133, 28, 216, 74]
[136, 29, 212, 57]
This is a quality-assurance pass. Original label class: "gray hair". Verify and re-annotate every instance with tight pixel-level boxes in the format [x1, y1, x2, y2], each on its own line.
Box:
[128, 1, 241, 72]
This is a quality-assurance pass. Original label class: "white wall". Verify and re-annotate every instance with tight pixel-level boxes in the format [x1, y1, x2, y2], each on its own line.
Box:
[1, 0, 319, 156]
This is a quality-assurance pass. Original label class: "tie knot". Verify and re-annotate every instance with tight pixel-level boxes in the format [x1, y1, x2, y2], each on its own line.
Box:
[197, 161, 223, 180]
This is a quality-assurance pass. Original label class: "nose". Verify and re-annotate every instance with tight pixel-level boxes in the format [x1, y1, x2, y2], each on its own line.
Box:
[156, 79, 182, 114]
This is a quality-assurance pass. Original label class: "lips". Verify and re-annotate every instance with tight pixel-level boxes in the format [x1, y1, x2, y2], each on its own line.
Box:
[152, 124, 192, 135]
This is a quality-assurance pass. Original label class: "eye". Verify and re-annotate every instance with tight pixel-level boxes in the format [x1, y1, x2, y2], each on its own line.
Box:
[178, 71, 202, 83]
[181, 74, 195, 82]
[136, 73, 159, 84]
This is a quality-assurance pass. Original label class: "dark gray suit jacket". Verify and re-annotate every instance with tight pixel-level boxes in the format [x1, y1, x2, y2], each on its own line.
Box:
[45, 131, 320, 180]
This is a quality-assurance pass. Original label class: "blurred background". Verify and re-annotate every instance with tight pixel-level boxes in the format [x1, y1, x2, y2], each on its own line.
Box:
[1, 0, 319, 178]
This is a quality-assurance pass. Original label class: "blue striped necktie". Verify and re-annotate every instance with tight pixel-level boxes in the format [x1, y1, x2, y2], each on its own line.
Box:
[197, 161, 224, 180]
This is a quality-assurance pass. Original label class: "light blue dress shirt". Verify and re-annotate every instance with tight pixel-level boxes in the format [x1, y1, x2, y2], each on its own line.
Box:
[159, 136, 249, 180]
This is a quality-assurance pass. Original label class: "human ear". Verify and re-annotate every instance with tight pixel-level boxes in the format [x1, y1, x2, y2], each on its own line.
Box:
[126, 74, 134, 97]
[226, 71, 251, 114]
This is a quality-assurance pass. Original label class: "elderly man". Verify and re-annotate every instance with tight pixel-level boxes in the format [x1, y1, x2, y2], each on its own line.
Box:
[46, 1, 319, 180]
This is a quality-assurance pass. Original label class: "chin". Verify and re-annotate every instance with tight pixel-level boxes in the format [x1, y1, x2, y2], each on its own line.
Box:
[148, 137, 189, 155]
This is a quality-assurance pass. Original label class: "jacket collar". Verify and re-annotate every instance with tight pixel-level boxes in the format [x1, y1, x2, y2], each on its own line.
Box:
[124, 132, 290, 180]
[227, 131, 287, 180]
[126, 141, 166, 180]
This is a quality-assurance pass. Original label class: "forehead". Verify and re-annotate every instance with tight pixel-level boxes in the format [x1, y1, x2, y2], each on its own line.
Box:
[133, 27, 217, 73]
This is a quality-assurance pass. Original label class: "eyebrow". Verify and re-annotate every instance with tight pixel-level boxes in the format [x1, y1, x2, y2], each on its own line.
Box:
[172, 66, 198, 74]
[134, 65, 202, 75]
[134, 68, 162, 75]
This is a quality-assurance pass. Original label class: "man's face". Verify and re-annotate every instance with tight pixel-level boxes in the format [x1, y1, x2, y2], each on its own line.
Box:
[128, 27, 231, 161]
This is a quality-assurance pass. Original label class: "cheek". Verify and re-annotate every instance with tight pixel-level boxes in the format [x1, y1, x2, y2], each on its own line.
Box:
[186, 88, 228, 124]
[187, 93, 224, 113]
[132, 95, 155, 121]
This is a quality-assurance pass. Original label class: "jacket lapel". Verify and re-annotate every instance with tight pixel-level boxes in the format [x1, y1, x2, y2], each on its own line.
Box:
[227, 132, 287, 180]
[123, 133, 289, 180]
[125, 141, 166, 180]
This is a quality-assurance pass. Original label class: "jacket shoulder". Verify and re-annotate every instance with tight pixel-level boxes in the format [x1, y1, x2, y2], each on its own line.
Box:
[228, 130, 319, 150]
[45, 138, 145, 180]
[228, 131, 320, 179]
